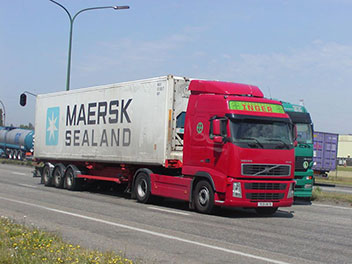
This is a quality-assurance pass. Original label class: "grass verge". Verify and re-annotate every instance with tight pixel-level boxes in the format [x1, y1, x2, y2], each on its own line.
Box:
[0, 216, 134, 264]
[0, 158, 34, 167]
[334, 166, 352, 172]
[311, 187, 352, 205]
[315, 177, 352, 187]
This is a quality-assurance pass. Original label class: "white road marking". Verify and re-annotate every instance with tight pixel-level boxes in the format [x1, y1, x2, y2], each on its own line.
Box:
[312, 203, 352, 211]
[18, 184, 37, 189]
[0, 195, 290, 264]
[11, 172, 26, 176]
[148, 206, 190, 216]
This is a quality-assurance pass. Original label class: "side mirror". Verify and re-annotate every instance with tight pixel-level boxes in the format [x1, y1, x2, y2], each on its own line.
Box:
[294, 141, 298, 147]
[293, 124, 297, 141]
[213, 119, 221, 136]
[20, 93, 27, 106]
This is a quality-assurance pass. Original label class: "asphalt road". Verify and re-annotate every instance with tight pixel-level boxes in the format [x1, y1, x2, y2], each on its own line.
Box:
[0, 163, 351, 264]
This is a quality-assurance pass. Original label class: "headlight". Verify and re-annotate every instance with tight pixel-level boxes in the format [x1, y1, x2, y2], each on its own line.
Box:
[287, 182, 294, 198]
[232, 182, 242, 198]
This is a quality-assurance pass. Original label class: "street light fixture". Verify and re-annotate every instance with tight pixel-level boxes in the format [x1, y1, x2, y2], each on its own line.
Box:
[48, 0, 130, 91]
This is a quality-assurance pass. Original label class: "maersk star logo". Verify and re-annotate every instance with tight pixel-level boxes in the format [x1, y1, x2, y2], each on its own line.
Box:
[46, 107, 60, 145]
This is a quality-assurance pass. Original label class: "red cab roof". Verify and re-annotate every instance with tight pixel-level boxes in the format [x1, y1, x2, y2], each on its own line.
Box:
[189, 80, 264, 98]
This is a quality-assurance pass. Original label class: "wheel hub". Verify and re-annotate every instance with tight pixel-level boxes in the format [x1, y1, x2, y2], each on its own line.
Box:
[198, 187, 209, 206]
[137, 179, 147, 198]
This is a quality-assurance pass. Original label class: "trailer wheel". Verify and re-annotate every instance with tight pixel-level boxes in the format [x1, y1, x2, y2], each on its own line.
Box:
[194, 180, 214, 214]
[9, 150, 14, 159]
[53, 164, 65, 188]
[255, 207, 278, 216]
[17, 151, 24, 160]
[42, 164, 52, 187]
[134, 172, 152, 204]
[17, 150, 22, 160]
[64, 167, 81, 191]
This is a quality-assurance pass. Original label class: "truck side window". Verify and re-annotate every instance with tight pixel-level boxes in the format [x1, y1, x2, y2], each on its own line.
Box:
[176, 112, 186, 128]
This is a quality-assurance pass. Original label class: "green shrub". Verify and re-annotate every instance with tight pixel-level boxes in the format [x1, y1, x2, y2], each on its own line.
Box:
[0, 216, 134, 264]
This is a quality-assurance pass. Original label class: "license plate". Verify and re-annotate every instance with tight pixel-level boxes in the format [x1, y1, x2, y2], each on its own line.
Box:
[257, 202, 273, 207]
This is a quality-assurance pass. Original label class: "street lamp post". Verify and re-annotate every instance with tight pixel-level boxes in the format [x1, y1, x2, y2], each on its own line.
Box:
[0, 100, 5, 126]
[48, 0, 129, 91]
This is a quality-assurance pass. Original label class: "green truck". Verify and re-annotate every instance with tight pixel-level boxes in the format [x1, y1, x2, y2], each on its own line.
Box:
[282, 102, 313, 200]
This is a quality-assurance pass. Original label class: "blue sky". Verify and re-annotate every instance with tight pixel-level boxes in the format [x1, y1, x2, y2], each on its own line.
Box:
[1, 0, 352, 134]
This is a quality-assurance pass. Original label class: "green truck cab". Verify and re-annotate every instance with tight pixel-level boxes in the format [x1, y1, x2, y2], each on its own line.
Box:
[282, 102, 313, 199]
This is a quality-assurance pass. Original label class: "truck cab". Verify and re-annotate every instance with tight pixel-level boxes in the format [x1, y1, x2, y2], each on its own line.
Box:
[182, 81, 295, 214]
[281, 102, 313, 200]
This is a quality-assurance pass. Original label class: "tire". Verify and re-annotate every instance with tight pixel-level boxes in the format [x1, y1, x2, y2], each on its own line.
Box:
[64, 167, 82, 191]
[134, 172, 152, 204]
[12, 150, 17, 160]
[255, 207, 278, 216]
[42, 164, 53, 187]
[194, 180, 214, 214]
[18, 151, 24, 161]
[17, 150, 22, 160]
[53, 164, 65, 188]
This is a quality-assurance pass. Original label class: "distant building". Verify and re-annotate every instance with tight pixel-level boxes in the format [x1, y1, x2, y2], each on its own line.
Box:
[337, 135, 352, 166]
[338, 135, 352, 158]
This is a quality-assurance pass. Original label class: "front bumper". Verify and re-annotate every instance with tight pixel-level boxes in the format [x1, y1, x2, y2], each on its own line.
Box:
[214, 178, 295, 208]
[294, 171, 313, 198]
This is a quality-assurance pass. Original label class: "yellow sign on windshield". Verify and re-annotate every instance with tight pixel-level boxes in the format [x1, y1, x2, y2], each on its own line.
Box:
[229, 101, 285, 114]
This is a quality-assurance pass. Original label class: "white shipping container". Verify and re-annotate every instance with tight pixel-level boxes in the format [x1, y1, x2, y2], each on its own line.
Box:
[34, 75, 190, 165]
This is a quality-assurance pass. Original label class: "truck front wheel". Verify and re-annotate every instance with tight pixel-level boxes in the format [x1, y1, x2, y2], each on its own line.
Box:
[134, 172, 152, 204]
[194, 180, 214, 214]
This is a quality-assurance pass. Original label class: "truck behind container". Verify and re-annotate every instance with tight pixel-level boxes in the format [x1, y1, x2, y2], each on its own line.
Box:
[281, 102, 314, 200]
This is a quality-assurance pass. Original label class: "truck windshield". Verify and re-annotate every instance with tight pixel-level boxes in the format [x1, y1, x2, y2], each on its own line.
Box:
[296, 123, 313, 144]
[229, 119, 293, 149]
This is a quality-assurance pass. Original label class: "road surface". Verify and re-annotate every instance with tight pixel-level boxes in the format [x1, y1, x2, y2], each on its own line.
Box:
[0, 163, 351, 264]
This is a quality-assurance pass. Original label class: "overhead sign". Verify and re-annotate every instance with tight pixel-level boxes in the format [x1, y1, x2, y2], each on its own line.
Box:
[228, 101, 285, 114]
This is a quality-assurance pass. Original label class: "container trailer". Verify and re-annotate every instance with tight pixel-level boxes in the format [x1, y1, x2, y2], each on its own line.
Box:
[33, 75, 295, 215]
[313, 131, 339, 177]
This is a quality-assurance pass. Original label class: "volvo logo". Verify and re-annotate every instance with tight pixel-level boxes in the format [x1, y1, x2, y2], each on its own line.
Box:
[254, 165, 280, 176]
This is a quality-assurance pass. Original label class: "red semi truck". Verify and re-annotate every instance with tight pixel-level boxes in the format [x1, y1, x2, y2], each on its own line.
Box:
[32, 75, 295, 215]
